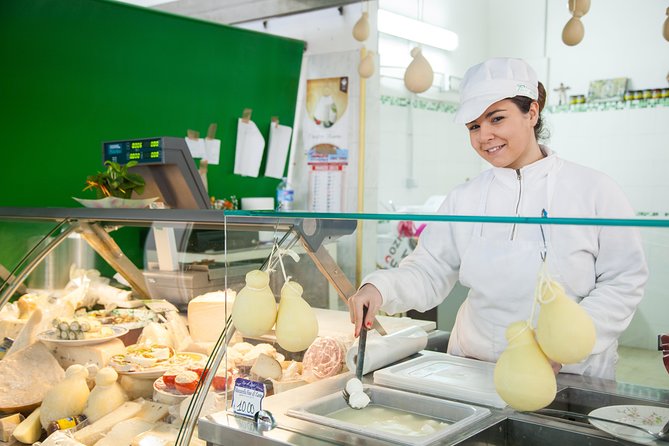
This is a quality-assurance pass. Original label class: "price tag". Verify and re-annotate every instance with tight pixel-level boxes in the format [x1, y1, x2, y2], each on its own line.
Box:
[232, 377, 265, 418]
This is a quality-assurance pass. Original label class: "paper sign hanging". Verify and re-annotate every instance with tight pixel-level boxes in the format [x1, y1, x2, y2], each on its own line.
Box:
[264, 122, 292, 179]
[234, 119, 265, 177]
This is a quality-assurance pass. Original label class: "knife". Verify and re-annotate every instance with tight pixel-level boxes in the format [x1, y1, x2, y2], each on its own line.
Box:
[356, 306, 369, 380]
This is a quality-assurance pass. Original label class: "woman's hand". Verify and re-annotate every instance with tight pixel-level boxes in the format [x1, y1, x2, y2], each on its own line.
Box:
[348, 284, 383, 338]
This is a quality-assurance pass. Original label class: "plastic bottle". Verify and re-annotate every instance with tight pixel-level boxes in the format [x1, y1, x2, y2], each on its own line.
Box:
[276, 177, 294, 211]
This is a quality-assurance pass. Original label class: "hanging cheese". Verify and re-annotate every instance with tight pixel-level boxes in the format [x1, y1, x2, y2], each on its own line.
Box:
[275, 281, 318, 352]
[40, 364, 91, 430]
[352, 11, 370, 42]
[535, 279, 595, 364]
[231, 270, 277, 337]
[83, 367, 128, 423]
[494, 321, 556, 412]
[404, 47, 434, 94]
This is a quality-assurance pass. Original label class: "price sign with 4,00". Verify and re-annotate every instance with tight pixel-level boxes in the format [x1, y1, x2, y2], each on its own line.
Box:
[232, 378, 265, 418]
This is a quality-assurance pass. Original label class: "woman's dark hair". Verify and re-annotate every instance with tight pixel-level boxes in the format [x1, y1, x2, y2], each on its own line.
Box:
[508, 81, 549, 141]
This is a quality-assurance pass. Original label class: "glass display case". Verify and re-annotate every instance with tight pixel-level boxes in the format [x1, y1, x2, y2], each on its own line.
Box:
[0, 207, 668, 446]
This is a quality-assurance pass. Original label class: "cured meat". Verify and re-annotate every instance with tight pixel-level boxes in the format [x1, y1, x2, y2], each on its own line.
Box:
[302, 337, 345, 381]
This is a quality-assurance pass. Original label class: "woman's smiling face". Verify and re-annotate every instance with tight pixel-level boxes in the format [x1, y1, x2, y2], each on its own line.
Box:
[466, 98, 541, 170]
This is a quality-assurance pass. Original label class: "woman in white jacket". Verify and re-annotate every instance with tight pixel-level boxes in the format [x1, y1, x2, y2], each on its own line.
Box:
[348, 57, 648, 380]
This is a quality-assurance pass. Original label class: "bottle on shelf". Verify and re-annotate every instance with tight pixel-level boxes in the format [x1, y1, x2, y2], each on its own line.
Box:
[276, 177, 294, 211]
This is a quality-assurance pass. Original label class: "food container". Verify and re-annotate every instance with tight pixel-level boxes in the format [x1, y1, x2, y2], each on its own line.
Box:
[287, 385, 490, 446]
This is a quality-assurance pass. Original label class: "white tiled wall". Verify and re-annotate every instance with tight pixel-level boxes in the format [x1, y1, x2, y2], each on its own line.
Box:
[377, 102, 669, 349]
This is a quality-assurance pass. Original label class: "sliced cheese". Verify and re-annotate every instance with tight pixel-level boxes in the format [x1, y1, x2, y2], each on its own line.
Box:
[0, 342, 65, 411]
[12, 407, 41, 444]
[92, 417, 154, 446]
[73, 401, 142, 446]
[250, 353, 282, 380]
[48, 338, 126, 370]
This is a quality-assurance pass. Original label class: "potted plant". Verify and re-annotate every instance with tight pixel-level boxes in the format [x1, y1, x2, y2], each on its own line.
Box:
[83, 160, 145, 199]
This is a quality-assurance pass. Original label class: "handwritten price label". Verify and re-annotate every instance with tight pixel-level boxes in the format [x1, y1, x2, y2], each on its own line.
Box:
[232, 377, 265, 418]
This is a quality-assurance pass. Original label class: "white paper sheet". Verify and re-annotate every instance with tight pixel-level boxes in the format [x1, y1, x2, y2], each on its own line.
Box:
[264, 123, 292, 179]
[204, 138, 220, 165]
[234, 119, 265, 177]
[185, 137, 206, 158]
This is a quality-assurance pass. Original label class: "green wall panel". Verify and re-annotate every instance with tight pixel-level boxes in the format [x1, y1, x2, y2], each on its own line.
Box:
[0, 0, 304, 207]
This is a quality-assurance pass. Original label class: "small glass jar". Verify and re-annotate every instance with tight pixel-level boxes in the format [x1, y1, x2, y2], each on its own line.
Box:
[633, 91, 643, 100]
[623, 91, 634, 101]
[642, 89, 653, 99]
[652, 89, 662, 99]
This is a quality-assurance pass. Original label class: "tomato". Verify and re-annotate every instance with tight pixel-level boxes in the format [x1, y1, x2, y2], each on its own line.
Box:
[212, 374, 232, 392]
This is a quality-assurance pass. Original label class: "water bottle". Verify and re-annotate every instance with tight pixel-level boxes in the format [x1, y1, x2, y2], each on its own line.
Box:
[276, 177, 294, 211]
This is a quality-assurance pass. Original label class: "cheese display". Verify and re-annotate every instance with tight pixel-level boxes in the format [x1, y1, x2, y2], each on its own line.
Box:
[494, 321, 556, 411]
[0, 413, 23, 442]
[188, 290, 236, 342]
[0, 342, 65, 412]
[535, 278, 596, 364]
[73, 401, 143, 445]
[275, 280, 319, 352]
[231, 270, 277, 337]
[250, 352, 282, 380]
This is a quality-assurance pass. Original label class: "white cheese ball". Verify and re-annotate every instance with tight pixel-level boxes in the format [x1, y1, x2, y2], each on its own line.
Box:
[345, 378, 364, 395]
[349, 391, 370, 409]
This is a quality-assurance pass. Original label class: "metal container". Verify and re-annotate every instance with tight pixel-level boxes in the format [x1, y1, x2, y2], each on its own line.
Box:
[26, 233, 96, 289]
[286, 385, 490, 446]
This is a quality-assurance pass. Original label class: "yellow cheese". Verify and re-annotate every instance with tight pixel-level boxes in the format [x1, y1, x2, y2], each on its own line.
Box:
[12, 407, 41, 444]
[92, 418, 154, 446]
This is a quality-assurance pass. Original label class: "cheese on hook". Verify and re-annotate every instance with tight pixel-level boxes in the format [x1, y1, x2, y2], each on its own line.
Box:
[231, 270, 277, 337]
[494, 321, 556, 412]
[275, 281, 318, 352]
[535, 280, 595, 364]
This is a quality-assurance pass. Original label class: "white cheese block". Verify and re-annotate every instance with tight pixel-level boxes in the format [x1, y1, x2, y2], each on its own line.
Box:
[135, 400, 170, 423]
[92, 417, 154, 446]
[0, 342, 65, 411]
[130, 422, 179, 446]
[187, 290, 235, 342]
[48, 338, 125, 369]
[73, 401, 143, 446]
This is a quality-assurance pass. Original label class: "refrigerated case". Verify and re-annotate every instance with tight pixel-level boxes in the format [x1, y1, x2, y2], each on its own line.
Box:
[0, 207, 668, 446]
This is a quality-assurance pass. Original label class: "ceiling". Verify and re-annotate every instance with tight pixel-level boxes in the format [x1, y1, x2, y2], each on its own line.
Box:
[147, 0, 362, 25]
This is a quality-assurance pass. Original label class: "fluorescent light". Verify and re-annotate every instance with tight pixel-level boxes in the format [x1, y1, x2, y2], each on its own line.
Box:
[377, 9, 458, 51]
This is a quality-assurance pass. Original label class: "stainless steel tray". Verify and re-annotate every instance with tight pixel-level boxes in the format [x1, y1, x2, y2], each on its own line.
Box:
[286, 384, 490, 446]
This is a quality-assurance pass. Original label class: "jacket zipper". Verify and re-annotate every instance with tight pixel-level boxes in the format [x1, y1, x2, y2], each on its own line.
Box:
[510, 169, 522, 240]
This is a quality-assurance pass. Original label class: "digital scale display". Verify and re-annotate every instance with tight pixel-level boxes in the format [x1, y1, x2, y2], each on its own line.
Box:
[103, 137, 164, 164]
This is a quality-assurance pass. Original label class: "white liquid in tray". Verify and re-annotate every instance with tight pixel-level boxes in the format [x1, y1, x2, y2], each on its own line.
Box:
[327, 405, 450, 437]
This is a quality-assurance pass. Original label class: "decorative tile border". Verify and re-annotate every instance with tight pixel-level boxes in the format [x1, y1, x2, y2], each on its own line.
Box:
[546, 98, 669, 114]
[381, 94, 669, 114]
[380, 95, 457, 113]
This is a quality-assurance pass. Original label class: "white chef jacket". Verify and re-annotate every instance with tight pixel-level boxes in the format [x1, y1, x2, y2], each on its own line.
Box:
[363, 146, 648, 379]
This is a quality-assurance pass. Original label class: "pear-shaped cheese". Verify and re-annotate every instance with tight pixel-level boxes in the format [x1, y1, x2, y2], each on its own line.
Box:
[358, 50, 375, 79]
[39, 364, 90, 429]
[562, 16, 584, 46]
[404, 47, 434, 93]
[535, 280, 595, 364]
[352, 11, 370, 42]
[494, 321, 556, 412]
[232, 270, 277, 337]
[275, 281, 318, 352]
[83, 367, 128, 423]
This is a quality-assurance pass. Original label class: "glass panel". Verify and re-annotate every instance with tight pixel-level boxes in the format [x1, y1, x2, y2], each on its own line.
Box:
[0, 209, 667, 446]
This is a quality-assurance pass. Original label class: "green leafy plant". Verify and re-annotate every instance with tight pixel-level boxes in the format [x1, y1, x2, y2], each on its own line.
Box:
[83, 160, 145, 199]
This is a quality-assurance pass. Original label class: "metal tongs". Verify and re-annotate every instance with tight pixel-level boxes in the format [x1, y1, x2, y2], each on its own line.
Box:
[342, 306, 370, 408]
